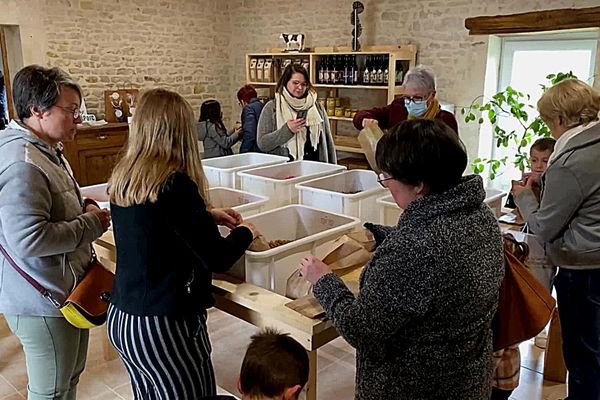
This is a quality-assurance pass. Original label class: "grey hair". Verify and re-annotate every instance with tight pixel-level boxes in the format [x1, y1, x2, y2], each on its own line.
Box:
[403, 66, 436, 94]
[12, 65, 82, 120]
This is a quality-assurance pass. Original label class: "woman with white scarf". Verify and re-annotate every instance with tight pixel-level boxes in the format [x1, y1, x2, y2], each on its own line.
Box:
[257, 64, 336, 163]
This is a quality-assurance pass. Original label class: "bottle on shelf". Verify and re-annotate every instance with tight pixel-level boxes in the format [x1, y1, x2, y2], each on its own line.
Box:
[323, 56, 330, 84]
[369, 56, 378, 85]
[331, 56, 339, 85]
[343, 55, 351, 85]
[363, 56, 370, 85]
[318, 58, 325, 84]
[376, 56, 384, 85]
[383, 55, 389, 85]
[351, 55, 358, 85]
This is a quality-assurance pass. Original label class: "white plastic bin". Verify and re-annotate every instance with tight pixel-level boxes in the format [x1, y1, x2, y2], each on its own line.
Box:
[377, 194, 402, 225]
[208, 187, 268, 217]
[296, 170, 387, 223]
[201, 153, 288, 189]
[80, 183, 110, 209]
[376, 189, 506, 225]
[238, 161, 346, 210]
[227, 205, 360, 295]
[484, 188, 506, 219]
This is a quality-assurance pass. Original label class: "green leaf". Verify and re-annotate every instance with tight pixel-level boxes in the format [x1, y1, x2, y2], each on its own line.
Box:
[460, 108, 465, 115]
[478, 117, 484, 124]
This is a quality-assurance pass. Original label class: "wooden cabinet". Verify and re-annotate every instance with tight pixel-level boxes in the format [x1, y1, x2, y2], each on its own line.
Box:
[245, 45, 417, 155]
[63, 123, 128, 186]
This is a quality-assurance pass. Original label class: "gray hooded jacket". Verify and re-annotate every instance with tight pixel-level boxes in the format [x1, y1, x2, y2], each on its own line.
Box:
[516, 122, 600, 269]
[0, 121, 103, 316]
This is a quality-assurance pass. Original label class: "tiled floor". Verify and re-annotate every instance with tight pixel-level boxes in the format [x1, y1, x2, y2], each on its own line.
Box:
[0, 310, 566, 399]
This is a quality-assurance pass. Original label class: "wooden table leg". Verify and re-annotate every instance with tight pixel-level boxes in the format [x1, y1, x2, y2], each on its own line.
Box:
[306, 349, 317, 400]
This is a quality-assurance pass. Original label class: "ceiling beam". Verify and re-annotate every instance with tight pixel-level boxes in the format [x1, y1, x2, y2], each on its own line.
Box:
[465, 6, 600, 35]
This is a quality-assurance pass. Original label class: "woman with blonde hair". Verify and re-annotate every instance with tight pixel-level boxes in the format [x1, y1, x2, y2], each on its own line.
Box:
[107, 88, 259, 399]
[513, 79, 600, 399]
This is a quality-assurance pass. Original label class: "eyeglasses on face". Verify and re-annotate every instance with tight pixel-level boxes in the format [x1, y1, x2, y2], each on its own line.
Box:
[403, 94, 430, 104]
[290, 80, 308, 88]
[377, 173, 394, 188]
[55, 105, 81, 120]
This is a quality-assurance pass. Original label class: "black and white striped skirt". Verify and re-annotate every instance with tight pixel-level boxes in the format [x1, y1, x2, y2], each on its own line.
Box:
[106, 304, 216, 400]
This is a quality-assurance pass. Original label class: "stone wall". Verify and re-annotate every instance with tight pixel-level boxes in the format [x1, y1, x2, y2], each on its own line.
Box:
[1, 0, 233, 120]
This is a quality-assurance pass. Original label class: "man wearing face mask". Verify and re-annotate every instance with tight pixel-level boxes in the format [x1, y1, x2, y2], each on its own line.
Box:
[353, 66, 458, 135]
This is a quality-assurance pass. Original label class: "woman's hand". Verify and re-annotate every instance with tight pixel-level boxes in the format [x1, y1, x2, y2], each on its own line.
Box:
[210, 207, 243, 229]
[511, 180, 528, 198]
[239, 222, 260, 240]
[299, 254, 332, 285]
[362, 118, 379, 128]
[287, 118, 306, 134]
[90, 208, 111, 232]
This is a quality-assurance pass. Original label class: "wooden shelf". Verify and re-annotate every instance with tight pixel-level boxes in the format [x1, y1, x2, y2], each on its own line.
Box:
[328, 116, 354, 122]
[314, 84, 389, 90]
[333, 135, 365, 154]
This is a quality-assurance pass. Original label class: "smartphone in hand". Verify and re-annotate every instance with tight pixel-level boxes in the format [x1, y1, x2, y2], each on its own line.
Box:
[296, 110, 308, 120]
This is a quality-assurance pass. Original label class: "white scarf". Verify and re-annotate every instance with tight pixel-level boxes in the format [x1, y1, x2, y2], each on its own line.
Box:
[548, 119, 600, 165]
[275, 89, 323, 161]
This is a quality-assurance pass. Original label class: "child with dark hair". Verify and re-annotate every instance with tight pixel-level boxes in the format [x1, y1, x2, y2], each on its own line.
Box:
[237, 328, 309, 400]
[198, 99, 241, 158]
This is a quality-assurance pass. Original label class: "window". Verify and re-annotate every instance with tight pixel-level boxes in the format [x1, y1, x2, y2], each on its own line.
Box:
[484, 31, 598, 189]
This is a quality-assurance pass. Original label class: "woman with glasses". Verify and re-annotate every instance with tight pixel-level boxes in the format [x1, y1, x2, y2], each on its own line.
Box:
[0, 65, 111, 399]
[353, 66, 458, 134]
[257, 64, 336, 163]
[299, 119, 503, 400]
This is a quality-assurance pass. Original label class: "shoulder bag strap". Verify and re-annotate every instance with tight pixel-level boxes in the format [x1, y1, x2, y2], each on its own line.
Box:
[0, 241, 61, 308]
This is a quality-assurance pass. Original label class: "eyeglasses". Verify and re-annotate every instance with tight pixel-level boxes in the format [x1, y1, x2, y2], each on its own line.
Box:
[55, 105, 81, 120]
[290, 80, 308, 88]
[377, 173, 394, 188]
[403, 94, 430, 104]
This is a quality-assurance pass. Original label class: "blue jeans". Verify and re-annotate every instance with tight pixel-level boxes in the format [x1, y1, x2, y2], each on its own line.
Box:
[555, 268, 600, 400]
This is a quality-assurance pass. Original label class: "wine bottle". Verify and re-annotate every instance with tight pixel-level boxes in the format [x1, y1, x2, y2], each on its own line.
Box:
[383, 55, 389, 85]
[363, 56, 370, 85]
[351, 56, 358, 85]
[323, 56, 330, 84]
[331, 56, 339, 85]
[376, 56, 384, 85]
[318, 58, 325, 84]
[369, 56, 377, 85]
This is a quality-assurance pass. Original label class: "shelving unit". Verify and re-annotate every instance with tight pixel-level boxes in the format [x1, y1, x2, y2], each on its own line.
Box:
[245, 45, 417, 157]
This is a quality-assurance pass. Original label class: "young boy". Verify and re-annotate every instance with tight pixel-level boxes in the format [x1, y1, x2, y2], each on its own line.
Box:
[526, 137, 556, 198]
[237, 328, 309, 400]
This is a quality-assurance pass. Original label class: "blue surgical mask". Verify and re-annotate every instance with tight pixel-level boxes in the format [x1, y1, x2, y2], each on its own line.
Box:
[405, 99, 428, 117]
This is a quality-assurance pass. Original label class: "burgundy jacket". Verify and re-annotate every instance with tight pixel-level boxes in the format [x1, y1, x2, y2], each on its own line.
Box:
[353, 98, 459, 135]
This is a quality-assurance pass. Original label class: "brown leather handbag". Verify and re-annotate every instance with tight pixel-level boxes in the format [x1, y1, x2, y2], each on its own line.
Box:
[493, 234, 556, 351]
[0, 242, 114, 329]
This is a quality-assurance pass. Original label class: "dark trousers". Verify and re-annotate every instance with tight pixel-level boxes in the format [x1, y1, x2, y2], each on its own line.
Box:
[555, 268, 600, 400]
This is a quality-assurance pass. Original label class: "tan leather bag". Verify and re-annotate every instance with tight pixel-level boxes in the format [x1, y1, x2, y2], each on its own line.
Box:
[493, 234, 556, 351]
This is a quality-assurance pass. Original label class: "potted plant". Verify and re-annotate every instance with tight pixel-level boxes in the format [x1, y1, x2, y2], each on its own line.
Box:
[462, 72, 577, 181]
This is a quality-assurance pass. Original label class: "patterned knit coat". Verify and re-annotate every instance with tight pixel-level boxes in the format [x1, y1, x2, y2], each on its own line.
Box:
[313, 175, 504, 400]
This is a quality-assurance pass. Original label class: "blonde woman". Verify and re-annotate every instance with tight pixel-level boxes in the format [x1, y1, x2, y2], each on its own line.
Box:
[107, 88, 259, 399]
[513, 79, 600, 399]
